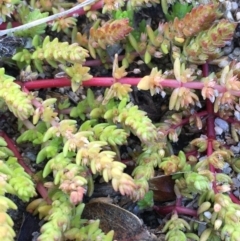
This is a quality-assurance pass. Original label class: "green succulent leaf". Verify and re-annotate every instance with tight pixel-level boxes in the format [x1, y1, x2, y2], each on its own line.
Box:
[137, 190, 154, 210]
[15, 7, 49, 37]
[17, 130, 43, 145]
[165, 2, 193, 21]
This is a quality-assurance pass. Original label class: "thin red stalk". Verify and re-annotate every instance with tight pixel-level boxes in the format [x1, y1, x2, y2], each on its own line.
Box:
[84, 59, 107, 66]
[0, 131, 50, 203]
[18, 77, 140, 89]
[0, 22, 20, 30]
[18, 78, 240, 98]
[0, 131, 32, 174]
[170, 110, 208, 130]
[84, 52, 139, 66]
[67, 0, 103, 17]
[203, 63, 217, 193]
[202, 63, 209, 78]
[16, 78, 194, 89]
[153, 205, 198, 217]
[206, 100, 216, 141]
[185, 150, 198, 158]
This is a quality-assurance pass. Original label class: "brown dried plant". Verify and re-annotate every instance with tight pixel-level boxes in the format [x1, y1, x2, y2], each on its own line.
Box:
[90, 19, 133, 49]
[164, 3, 222, 42]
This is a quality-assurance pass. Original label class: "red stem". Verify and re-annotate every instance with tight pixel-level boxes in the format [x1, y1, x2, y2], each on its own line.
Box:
[185, 150, 198, 158]
[67, 0, 103, 17]
[202, 63, 209, 77]
[170, 111, 208, 130]
[153, 205, 198, 217]
[84, 52, 139, 66]
[203, 63, 217, 193]
[0, 22, 20, 30]
[17, 78, 240, 97]
[0, 131, 50, 203]
[18, 77, 140, 89]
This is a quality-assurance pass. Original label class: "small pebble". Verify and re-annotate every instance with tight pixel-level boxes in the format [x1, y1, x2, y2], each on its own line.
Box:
[235, 31, 240, 38]
[233, 47, 240, 56]
[32, 232, 40, 241]
[233, 177, 240, 187]
[231, 2, 238, 11]
[234, 110, 240, 121]
[225, 41, 233, 46]
[223, 162, 232, 174]
[215, 126, 223, 135]
[236, 12, 240, 21]
[224, 46, 233, 55]
[224, 1, 232, 11]
[228, 53, 237, 60]
[230, 145, 240, 153]
[204, 211, 212, 219]
[233, 190, 240, 198]
[218, 58, 230, 68]
[214, 118, 229, 132]
[24, 152, 36, 162]
[199, 155, 207, 162]
[225, 10, 234, 21]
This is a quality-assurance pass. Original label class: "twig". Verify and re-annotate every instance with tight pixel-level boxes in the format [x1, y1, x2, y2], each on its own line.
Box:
[0, 0, 97, 36]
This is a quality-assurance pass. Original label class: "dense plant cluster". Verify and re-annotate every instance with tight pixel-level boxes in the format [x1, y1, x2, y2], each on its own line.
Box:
[0, 0, 240, 240]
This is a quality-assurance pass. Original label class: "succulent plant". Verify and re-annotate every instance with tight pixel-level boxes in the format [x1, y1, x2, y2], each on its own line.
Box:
[0, 1, 240, 241]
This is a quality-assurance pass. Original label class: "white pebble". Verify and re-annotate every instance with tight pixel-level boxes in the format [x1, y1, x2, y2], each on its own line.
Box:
[215, 126, 223, 135]
[218, 58, 230, 68]
[200, 134, 207, 139]
[233, 177, 240, 187]
[234, 111, 240, 121]
[161, 90, 166, 98]
[230, 145, 240, 154]
[233, 47, 240, 56]
[223, 162, 232, 174]
[224, 46, 233, 55]
[236, 12, 240, 21]
[231, 2, 238, 11]
[199, 155, 207, 162]
[233, 190, 240, 197]
[225, 10, 234, 21]
[224, 1, 232, 11]
[204, 211, 212, 219]
[215, 118, 229, 132]
[225, 41, 233, 46]
[236, 104, 240, 112]
[223, 162, 230, 169]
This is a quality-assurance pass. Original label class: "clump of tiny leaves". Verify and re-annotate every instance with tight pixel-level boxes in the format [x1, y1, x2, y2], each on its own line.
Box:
[0, 0, 240, 241]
